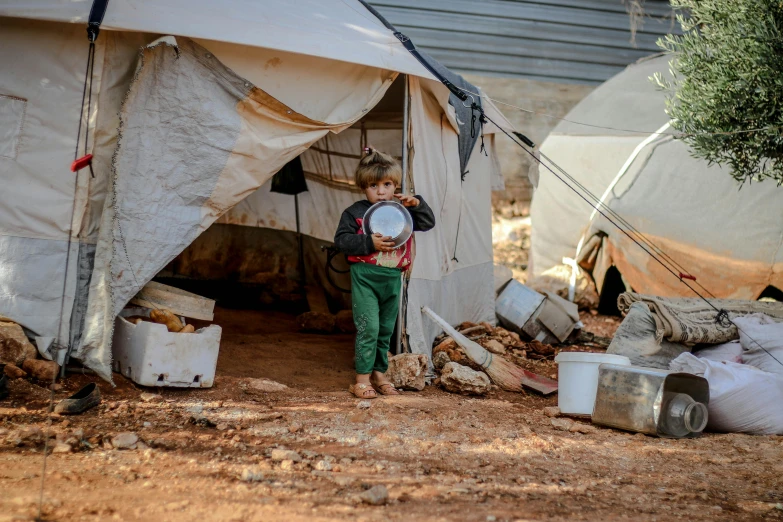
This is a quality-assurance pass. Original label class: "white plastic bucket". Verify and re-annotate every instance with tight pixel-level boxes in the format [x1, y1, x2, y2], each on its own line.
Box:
[554, 352, 631, 415]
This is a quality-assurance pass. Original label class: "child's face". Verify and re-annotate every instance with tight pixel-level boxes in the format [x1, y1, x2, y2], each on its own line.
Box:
[364, 178, 397, 203]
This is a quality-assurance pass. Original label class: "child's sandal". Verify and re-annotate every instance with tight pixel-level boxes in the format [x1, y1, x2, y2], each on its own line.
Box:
[349, 383, 377, 399]
[372, 382, 401, 396]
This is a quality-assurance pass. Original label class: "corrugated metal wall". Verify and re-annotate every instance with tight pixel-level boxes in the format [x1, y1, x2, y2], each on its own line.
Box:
[368, 0, 680, 85]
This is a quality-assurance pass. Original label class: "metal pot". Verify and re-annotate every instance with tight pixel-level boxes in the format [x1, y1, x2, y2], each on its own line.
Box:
[362, 200, 413, 249]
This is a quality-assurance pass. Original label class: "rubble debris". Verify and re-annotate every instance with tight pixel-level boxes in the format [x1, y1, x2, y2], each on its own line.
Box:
[0, 321, 38, 366]
[22, 359, 59, 382]
[569, 423, 598, 434]
[52, 442, 73, 454]
[481, 339, 506, 355]
[140, 392, 163, 402]
[543, 406, 561, 418]
[432, 337, 481, 371]
[551, 418, 574, 431]
[4, 363, 27, 379]
[425, 307, 558, 395]
[359, 485, 389, 506]
[432, 351, 451, 370]
[439, 362, 491, 396]
[296, 312, 336, 333]
[240, 467, 265, 482]
[112, 432, 139, 450]
[246, 378, 289, 392]
[314, 460, 332, 471]
[386, 353, 428, 391]
[357, 400, 372, 410]
[335, 310, 356, 333]
[270, 449, 302, 462]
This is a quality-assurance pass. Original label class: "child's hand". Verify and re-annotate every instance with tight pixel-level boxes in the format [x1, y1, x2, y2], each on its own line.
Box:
[372, 233, 396, 252]
[394, 194, 419, 207]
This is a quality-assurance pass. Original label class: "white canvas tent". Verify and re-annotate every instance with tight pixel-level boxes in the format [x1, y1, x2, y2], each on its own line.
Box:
[0, 1, 512, 381]
[530, 55, 783, 305]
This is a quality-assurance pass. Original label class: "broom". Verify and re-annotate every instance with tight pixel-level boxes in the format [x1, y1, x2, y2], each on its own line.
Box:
[422, 306, 558, 395]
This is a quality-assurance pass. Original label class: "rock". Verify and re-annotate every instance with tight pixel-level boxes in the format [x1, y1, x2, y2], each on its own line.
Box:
[49, 383, 63, 392]
[257, 412, 284, 422]
[296, 312, 335, 333]
[357, 400, 372, 410]
[270, 449, 302, 462]
[483, 339, 506, 355]
[569, 423, 598, 434]
[359, 485, 389, 506]
[139, 392, 163, 402]
[432, 351, 451, 370]
[0, 321, 38, 366]
[543, 406, 561, 418]
[240, 467, 264, 482]
[386, 353, 428, 391]
[288, 423, 302, 433]
[439, 362, 491, 396]
[314, 460, 332, 471]
[247, 378, 289, 392]
[112, 432, 139, 449]
[21, 359, 59, 382]
[551, 418, 574, 431]
[52, 442, 72, 454]
[3, 364, 27, 380]
[279, 460, 295, 471]
[335, 310, 356, 334]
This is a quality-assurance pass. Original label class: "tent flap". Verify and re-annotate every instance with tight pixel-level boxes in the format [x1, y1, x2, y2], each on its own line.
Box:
[74, 37, 396, 379]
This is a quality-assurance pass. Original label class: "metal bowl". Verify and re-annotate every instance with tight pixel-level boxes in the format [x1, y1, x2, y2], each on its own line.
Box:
[362, 200, 413, 249]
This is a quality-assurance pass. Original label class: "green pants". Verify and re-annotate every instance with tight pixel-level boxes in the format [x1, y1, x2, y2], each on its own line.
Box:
[351, 263, 401, 374]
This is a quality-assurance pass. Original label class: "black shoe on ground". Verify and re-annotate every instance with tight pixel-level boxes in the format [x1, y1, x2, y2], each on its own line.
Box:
[54, 382, 101, 415]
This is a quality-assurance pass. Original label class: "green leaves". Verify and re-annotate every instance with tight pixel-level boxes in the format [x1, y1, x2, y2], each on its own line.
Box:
[653, 0, 783, 183]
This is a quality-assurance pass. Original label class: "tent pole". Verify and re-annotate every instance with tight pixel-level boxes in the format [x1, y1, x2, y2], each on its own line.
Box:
[395, 75, 410, 355]
[295, 193, 306, 293]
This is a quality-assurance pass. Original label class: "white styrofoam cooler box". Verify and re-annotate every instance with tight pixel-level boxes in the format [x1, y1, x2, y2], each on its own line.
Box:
[112, 316, 222, 387]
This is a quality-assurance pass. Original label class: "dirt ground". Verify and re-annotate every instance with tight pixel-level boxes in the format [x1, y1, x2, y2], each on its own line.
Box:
[2, 307, 783, 522]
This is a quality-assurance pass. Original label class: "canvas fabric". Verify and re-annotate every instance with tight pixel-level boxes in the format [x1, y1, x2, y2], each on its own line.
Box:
[617, 292, 783, 345]
[530, 55, 783, 300]
[0, 10, 509, 380]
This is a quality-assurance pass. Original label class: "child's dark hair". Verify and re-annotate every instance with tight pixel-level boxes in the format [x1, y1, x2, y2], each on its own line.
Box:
[355, 147, 402, 189]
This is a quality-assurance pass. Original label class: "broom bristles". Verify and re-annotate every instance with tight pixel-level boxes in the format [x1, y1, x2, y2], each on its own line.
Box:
[422, 306, 558, 395]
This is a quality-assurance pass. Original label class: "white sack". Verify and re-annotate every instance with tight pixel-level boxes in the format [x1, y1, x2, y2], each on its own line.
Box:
[670, 353, 783, 435]
[732, 314, 783, 377]
[693, 341, 743, 364]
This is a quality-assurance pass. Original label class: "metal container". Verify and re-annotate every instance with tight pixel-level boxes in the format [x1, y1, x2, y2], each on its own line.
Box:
[592, 363, 710, 438]
[362, 200, 413, 248]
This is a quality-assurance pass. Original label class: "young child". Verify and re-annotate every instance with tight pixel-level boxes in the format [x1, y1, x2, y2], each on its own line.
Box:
[334, 148, 436, 399]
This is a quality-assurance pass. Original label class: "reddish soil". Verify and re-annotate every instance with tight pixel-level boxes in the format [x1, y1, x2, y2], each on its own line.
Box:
[2, 308, 782, 522]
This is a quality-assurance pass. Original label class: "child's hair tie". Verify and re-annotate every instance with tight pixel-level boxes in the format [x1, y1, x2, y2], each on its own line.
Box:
[363, 147, 373, 155]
